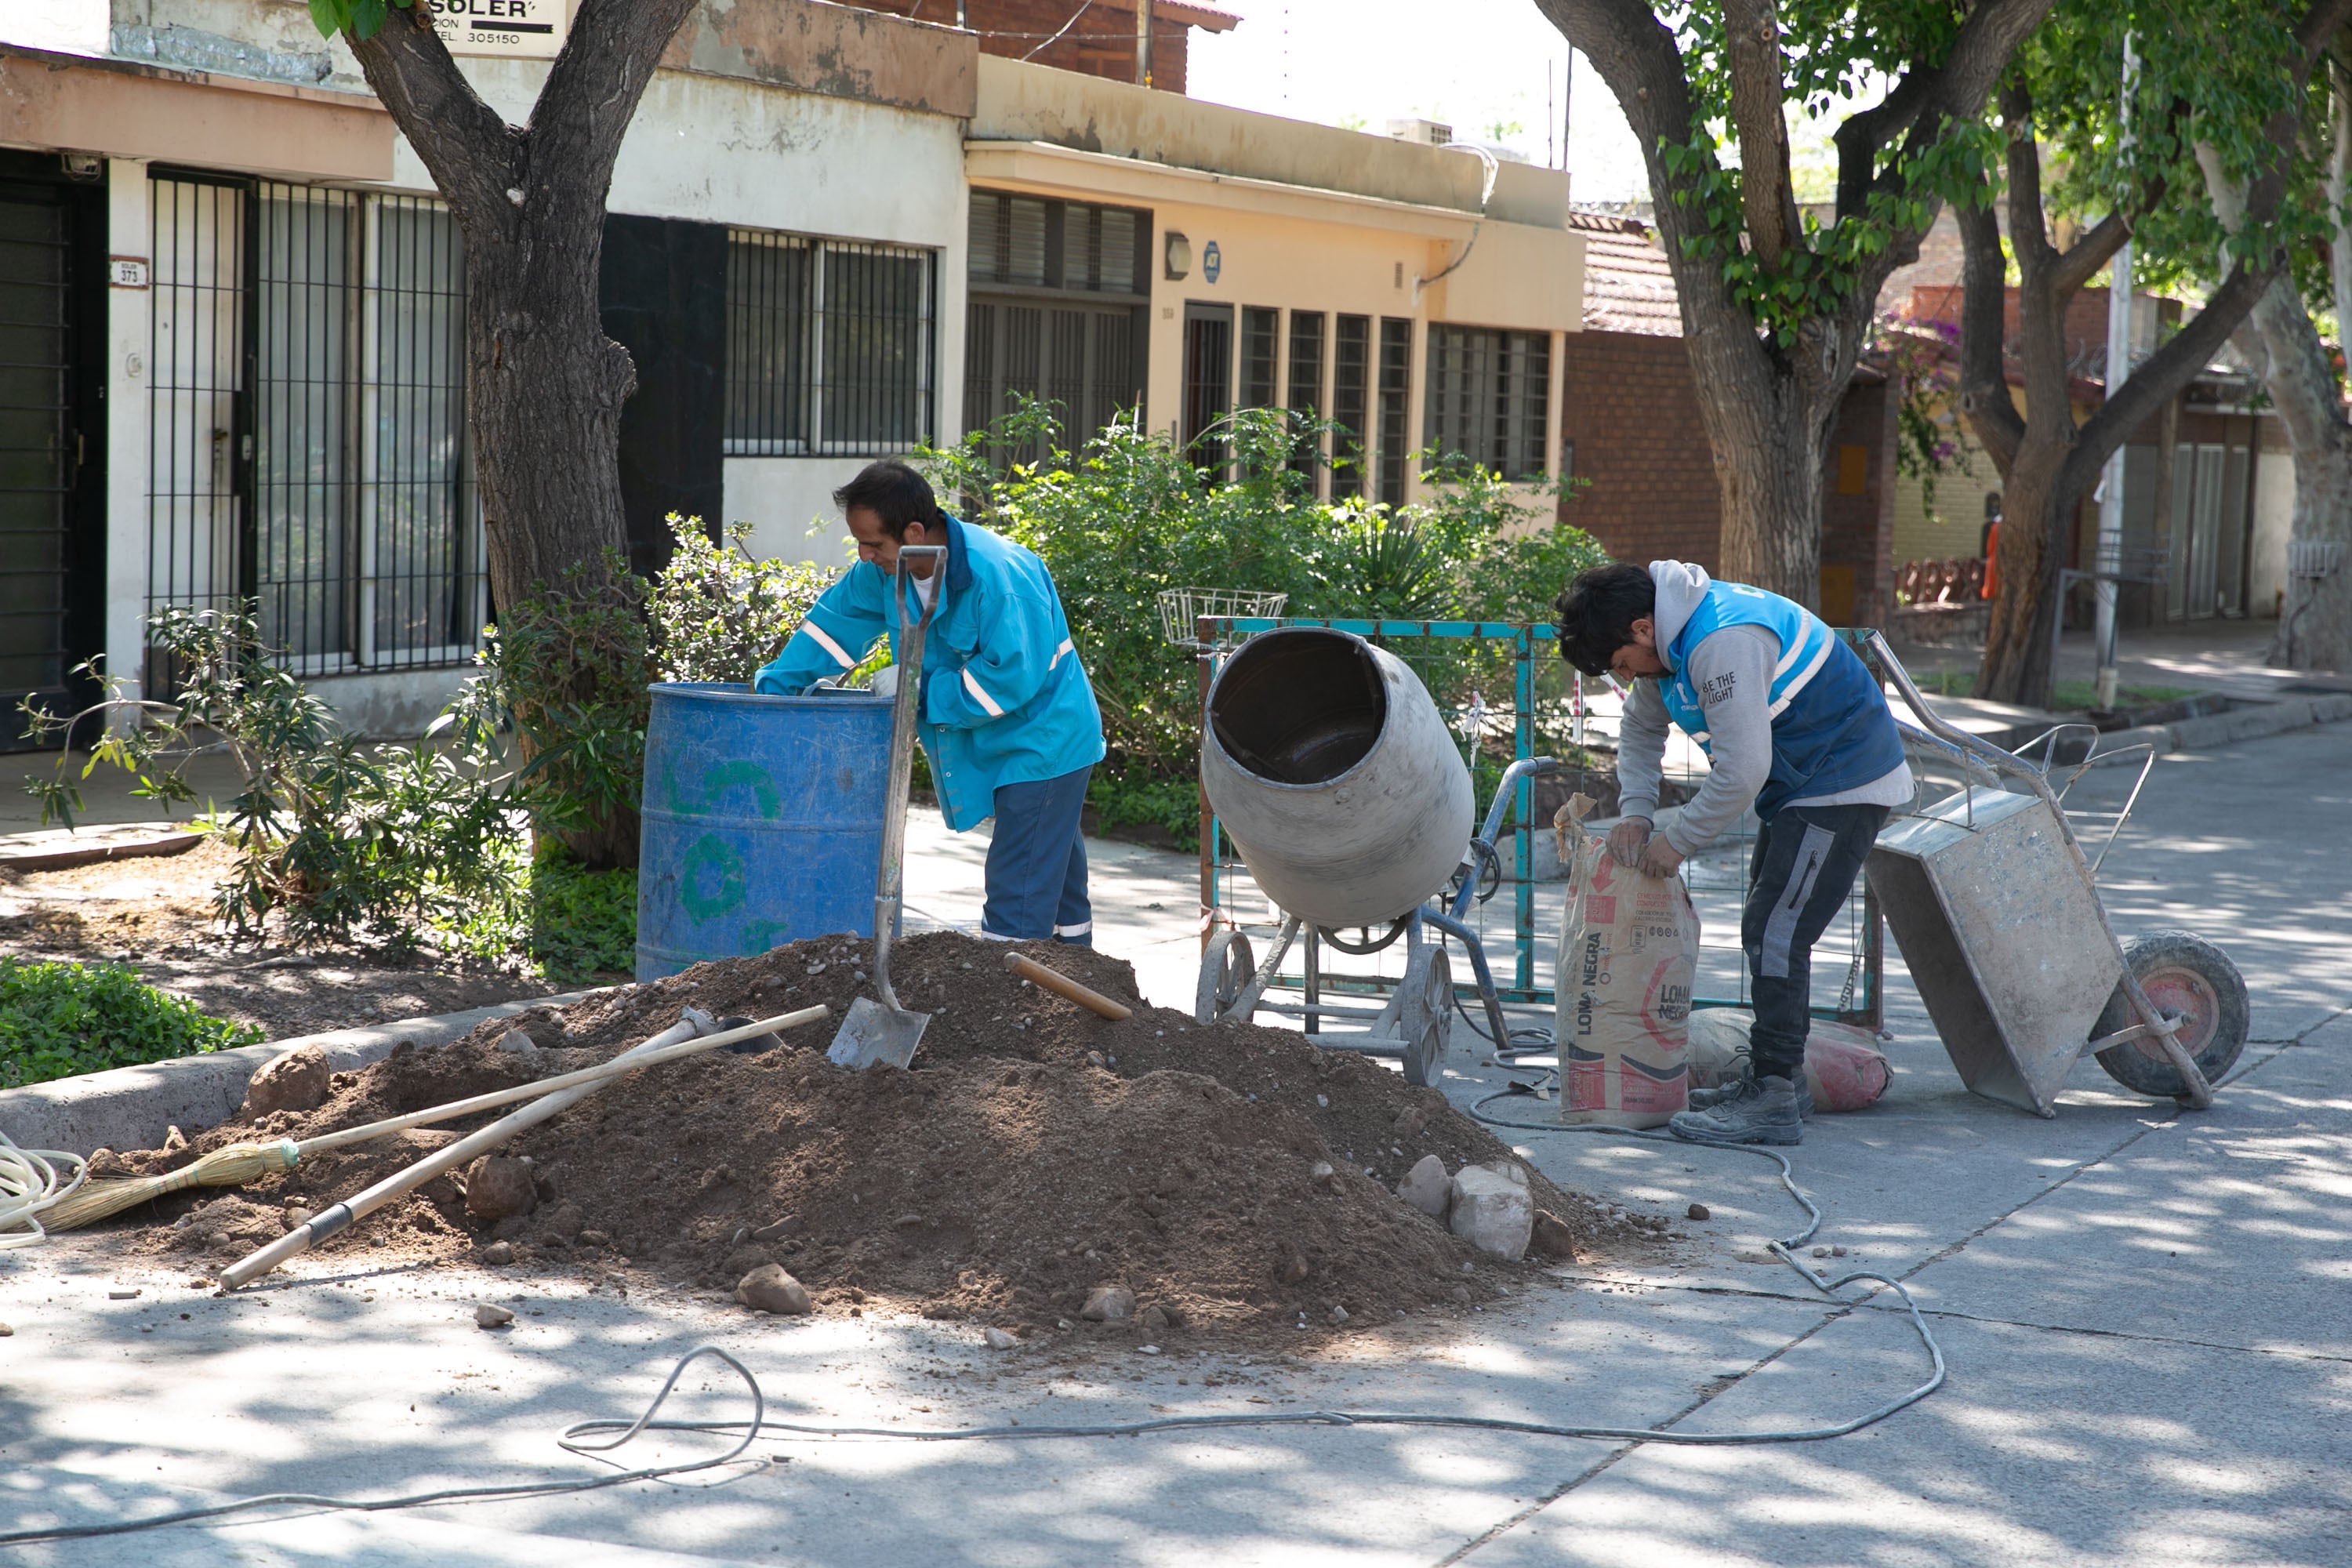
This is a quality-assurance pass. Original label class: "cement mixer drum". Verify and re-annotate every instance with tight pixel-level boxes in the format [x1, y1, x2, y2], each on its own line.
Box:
[1200, 626, 1473, 931]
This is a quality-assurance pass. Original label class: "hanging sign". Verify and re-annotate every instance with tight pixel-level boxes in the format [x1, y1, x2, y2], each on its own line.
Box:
[1203, 240, 1222, 285]
[426, 0, 570, 60]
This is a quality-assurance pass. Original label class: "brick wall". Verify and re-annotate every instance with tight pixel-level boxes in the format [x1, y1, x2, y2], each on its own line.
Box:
[1559, 330, 1722, 573]
[1560, 328, 1900, 626]
[851, 1, 1194, 93]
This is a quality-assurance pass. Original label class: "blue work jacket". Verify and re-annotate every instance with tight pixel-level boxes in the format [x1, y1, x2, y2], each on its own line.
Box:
[753, 515, 1105, 831]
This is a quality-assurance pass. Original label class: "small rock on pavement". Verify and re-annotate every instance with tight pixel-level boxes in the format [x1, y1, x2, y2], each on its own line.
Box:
[1449, 1161, 1534, 1261]
[1686, 1203, 1711, 1221]
[474, 1303, 515, 1329]
[246, 1044, 332, 1116]
[0, 1323, 13, 1336]
[463, 1155, 539, 1221]
[1138, 1303, 1173, 1338]
[985, 1327, 1019, 1350]
[481, 1241, 515, 1265]
[1530, 1210, 1579, 1261]
[736, 1264, 813, 1316]
[1080, 1284, 1135, 1322]
[1396, 1154, 1452, 1220]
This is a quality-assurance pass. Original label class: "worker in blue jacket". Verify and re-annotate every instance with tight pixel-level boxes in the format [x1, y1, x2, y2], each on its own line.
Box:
[754, 460, 1106, 945]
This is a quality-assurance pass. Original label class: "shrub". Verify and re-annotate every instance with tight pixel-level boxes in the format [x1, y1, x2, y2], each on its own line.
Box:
[0, 957, 262, 1088]
[649, 516, 837, 684]
[916, 402, 1607, 778]
[23, 607, 517, 948]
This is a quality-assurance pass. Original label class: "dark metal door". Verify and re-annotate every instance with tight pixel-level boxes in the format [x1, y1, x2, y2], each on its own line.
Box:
[0, 175, 101, 751]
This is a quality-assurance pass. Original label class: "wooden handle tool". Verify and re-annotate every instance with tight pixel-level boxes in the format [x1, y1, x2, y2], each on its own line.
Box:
[1004, 952, 1133, 1020]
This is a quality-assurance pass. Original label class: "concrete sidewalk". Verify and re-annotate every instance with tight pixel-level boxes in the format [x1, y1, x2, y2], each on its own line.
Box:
[5, 724, 2350, 1564]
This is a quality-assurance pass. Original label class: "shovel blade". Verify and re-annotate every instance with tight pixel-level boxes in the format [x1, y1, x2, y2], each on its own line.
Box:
[826, 996, 930, 1070]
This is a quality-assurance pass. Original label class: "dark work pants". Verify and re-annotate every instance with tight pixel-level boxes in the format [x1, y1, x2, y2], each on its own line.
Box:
[1743, 803, 1888, 1081]
[982, 764, 1094, 945]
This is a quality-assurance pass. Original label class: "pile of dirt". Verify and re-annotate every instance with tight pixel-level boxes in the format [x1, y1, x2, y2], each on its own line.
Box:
[99, 932, 1672, 1343]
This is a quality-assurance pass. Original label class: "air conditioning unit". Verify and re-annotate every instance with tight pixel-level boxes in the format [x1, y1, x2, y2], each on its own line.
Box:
[1385, 118, 1454, 147]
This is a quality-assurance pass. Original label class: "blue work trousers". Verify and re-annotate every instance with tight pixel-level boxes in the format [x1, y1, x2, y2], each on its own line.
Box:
[982, 764, 1094, 945]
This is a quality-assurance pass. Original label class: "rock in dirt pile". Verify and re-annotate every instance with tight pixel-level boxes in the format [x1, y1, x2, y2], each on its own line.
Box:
[93, 933, 1672, 1342]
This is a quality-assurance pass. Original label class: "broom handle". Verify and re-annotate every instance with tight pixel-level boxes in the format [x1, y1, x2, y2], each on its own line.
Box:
[218, 1004, 826, 1290]
[292, 1007, 828, 1158]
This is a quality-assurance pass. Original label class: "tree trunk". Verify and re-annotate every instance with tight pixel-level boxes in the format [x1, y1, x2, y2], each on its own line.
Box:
[2245, 272, 2352, 670]
[1976, 441, 2073, 702]
[1693, 340, 1834, 604]
[344, 0, 700, 869]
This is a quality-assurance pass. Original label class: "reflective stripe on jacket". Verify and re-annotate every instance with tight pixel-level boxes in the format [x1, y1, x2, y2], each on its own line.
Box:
[1658, 581, 1904, 818]
[753, 515, 1106, 831]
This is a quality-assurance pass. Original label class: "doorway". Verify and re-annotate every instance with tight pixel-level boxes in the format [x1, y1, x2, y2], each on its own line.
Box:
[0, 157, 105, 752]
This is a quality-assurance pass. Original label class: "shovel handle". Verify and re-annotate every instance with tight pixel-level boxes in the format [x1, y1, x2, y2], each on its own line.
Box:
[1004, 952, 1133, 1020]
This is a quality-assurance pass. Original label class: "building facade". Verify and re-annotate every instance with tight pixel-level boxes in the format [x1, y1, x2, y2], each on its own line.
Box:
[0, 0, 1587, 746]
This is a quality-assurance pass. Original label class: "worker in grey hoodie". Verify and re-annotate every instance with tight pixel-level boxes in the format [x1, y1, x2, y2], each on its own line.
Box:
[1552, 561, 1911, 1145]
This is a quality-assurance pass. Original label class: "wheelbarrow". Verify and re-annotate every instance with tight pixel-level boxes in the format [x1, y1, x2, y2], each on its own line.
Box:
[1863, 632, 2248, 1116]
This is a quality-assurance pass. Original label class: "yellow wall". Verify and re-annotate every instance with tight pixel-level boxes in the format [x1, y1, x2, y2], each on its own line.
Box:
[964, 141, 1584, 502]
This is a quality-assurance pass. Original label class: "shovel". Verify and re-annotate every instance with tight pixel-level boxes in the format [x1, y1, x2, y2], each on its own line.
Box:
[829, 545, 947, 1071]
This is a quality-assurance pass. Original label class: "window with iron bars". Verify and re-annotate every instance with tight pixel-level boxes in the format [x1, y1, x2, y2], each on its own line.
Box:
[1425, 324, 1551, 481]
[724, 230, 937, 457]
[147, 173, 483, 683]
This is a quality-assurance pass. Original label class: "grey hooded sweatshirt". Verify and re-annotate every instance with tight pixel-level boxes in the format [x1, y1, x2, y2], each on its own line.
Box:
[1617, 561, 1911, 855]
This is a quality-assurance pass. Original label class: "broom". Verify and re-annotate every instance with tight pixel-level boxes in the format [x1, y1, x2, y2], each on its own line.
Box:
[43, 1007, 826, 1232]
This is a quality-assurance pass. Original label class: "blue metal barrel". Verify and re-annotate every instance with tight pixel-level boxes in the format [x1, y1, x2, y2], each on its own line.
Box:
[634, 682, 891, 982]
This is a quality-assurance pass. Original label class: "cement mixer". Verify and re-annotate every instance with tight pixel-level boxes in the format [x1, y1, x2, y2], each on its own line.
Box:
[1198, 626, 1550, 1084]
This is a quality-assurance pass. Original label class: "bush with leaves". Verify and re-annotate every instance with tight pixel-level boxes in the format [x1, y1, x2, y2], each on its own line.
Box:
[0, 956, 263, 1089]
[22, 606, 517, 948]
[916, 401, 1606, 782]
[474, 516, 844, 868]
[648, 514, 837, 684]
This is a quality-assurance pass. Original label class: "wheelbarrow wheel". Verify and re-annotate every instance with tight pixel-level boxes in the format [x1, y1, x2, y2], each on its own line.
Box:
[1196, 930, 1255, 1025]
[2092, 931, 2249, 1099]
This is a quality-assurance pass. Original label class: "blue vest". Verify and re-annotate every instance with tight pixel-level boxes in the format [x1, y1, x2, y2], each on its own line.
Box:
[1658, 583, 1904, 818]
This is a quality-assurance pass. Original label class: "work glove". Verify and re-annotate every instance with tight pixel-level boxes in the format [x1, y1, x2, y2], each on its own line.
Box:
[869, 665, 898, 702]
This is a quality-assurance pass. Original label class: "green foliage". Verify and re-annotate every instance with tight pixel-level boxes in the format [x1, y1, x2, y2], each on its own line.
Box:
[1874, 314, 1974, 514]
[308, 0, 413, 43]
[20, 607, 516, 947]
[431, 840, 639, 984]
[1086, 771, 1203, 852]
[916, 401, 1606, 778]
[0, 957, 262, 1089]
[475, 517, 841, 856]
[1653, 2, 2009, 346]
[648, 516, 838, 684]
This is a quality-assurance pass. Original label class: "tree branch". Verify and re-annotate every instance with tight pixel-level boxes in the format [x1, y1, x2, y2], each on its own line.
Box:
[2059, 257, 2273, 506]
[350, 3, 520, 228]
[1832, 60, 1933, 220]
[1955, 183, 2024, 475]
[2049, 210, 2134, 299]
[1722, 0, 1800, 267]
[1880, 0, 2062, 185]
[525, 0, 705, 225]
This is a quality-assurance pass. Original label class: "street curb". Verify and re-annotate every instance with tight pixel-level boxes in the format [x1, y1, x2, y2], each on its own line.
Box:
[0, 988, 594, 1157]
[2099, 691, 2352, 761]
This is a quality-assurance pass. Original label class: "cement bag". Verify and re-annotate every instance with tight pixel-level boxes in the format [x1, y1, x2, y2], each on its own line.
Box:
[1552, 796, 1699, 1127]
[1686, 1008, 1891, 1113]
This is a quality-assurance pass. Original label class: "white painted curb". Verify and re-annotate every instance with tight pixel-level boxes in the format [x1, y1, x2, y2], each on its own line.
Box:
[0, 989, 595, 1156]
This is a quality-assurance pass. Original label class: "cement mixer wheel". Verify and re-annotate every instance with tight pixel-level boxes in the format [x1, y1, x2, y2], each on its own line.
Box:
[1397, 946, 1451, 1088]
[2092, 930, 2249, 1099]
[1197, 930, 1256, 1025]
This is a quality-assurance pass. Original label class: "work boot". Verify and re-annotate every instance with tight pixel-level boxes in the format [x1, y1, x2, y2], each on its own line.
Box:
[1669, 1075, 1804, 1147]
[1689, 1062, 1813, 1119]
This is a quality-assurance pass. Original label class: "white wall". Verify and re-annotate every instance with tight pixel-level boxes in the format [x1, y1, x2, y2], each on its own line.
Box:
[724, 459, 863, 568]
[103, 158, 152, 711]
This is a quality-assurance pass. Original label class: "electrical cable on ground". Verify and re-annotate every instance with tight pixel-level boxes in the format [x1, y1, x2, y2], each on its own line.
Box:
[0, 1130, 88, 1250]
[1, 1090, 1944, 1548]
